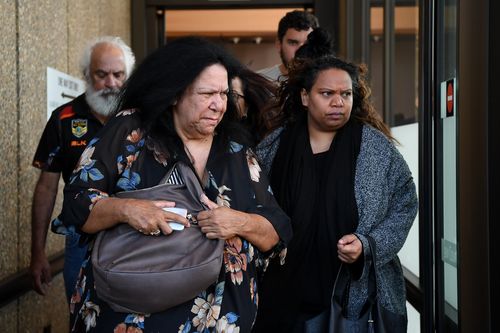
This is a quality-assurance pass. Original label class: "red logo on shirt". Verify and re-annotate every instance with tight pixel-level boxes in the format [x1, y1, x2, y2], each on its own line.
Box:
[71, 140, 87, 147]
[60, 106, 75, 120]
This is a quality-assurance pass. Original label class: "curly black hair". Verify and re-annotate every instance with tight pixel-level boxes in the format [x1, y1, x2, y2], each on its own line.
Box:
[116, 36, 248, 161]
[268, 55, 394, 142]
[294, 27, 335, 60]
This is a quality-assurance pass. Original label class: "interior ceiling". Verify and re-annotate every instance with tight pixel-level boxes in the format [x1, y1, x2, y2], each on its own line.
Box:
[370, 6, 418, 35]
[165, 8, 302, 43]
[164, 6, 418, 43]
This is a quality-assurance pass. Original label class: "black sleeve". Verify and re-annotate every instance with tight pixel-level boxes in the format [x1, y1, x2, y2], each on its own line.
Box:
[32, 110, 63, 172]
[60, 111, 144, 230]
[245, 149, 292, 253]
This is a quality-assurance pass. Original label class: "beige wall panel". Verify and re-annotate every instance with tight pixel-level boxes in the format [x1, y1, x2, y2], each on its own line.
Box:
[45, 181, 66, 256]
[67, 0, 131, 81]
[0, 301, 18, 332]
[99, 0, 131, 45]
[67, 0, 101, 77]
[1, 0, 131, 330]
[17, 0, 68, 270]
[18, 275, 69, 333]
[0, 0, 19, 280]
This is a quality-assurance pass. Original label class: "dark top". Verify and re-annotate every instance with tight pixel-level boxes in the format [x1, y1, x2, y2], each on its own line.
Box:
[32, 94, 103, 183]
[254, 116, 362, 332]
[256, 122, 419, 320]
[61, 109, 291, 333]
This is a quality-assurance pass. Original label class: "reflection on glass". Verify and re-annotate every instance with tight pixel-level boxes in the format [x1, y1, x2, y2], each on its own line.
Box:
[370, 5, 419, 126]
[407, 301, 422, 333]
[438, 0, 458, 326]
[369, 3, 420, 280]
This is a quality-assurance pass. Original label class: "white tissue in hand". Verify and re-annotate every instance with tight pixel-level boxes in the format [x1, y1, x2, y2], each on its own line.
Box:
[162, 207, 187, 231]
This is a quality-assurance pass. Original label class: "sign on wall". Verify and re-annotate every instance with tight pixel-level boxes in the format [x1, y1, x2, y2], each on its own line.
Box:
[46, 67, 86, 120]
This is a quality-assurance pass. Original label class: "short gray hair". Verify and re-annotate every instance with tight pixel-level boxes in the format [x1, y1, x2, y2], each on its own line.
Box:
[80, 36, 135, 80]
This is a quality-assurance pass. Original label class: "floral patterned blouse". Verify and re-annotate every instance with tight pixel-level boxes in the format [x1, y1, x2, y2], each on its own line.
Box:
[61, 110, 291, 333]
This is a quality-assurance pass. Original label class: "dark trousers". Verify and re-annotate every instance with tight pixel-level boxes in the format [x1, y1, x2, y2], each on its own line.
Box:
[292, 309, 330, 333]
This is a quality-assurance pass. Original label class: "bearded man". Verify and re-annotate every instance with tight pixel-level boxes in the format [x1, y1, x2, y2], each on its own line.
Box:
[30, 36, 135, 302]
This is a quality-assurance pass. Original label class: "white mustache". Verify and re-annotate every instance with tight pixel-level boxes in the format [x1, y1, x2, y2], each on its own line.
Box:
[98, 88, 120, 98]
[85, 87, 120, 117]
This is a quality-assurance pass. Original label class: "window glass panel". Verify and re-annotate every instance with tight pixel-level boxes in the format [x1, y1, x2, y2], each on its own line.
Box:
[369, 6, 384, 119]
[437, 0, 459, 324]
[370, 2, 420, 277]
[393, 3, 419, 277]
[407, 301, 421, 333]
[393, 123, 419, 277]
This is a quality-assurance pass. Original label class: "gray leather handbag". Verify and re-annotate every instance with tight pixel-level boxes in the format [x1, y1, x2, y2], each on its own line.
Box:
[329, 236, 407, 332]
[92, 162, 224, 314]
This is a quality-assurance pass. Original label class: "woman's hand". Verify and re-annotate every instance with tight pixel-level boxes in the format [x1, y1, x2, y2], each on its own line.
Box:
[337, 234, 363, 263]
[82, 197, 189, 235]
[197, 206, 244, 239]
[197, 193, 279, 251]
[123, 199, 190, 235]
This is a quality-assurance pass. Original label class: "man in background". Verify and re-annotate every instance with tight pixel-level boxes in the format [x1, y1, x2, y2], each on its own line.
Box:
[258, 10, 319, 82]
[30, 36, 135, 302]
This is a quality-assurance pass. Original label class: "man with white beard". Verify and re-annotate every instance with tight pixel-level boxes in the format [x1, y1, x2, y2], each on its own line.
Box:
[30, 36, 135, 302]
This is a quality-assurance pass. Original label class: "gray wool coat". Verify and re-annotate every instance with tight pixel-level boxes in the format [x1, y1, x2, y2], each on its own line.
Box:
[256, 124, 418, 319]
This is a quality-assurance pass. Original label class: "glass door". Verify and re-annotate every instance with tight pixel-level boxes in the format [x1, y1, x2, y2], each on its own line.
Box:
[435, 0, 459, 331]
[367, 1, 422, 331]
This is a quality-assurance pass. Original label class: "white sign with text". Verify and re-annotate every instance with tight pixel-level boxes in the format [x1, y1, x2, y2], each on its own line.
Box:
[46, 67, 86, 120]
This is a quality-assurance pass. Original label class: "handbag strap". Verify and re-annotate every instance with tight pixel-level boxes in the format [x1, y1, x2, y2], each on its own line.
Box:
[158, 162, 183, 185]
[332, 235, 379, 314]
[114, 161, 209, 215]
[160, 161, 209, 214]
[159, 161, 201, 186]
[365, 235, 379, 300]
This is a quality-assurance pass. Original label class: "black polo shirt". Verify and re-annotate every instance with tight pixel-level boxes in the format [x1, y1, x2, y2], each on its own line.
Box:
[33, 94, 104, 183]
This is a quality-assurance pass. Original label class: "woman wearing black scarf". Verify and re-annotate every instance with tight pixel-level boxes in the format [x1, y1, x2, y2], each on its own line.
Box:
[253, 56, 418, 332]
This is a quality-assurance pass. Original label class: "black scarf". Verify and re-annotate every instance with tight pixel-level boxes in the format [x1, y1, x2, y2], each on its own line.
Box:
[259, 113, 362, 328]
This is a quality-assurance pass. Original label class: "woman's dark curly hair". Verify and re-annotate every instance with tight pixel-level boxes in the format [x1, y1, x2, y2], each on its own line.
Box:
[230, 67, 277, 143]
[267, 55, 394, 142]
[116, 36, 246, 161]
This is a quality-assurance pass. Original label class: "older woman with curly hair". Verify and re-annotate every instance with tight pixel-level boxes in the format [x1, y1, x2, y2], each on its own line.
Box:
[254, 55, 418, 332]
[60, 37, 292, 333]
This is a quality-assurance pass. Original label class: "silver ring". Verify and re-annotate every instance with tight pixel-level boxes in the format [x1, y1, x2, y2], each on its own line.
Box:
[150, 230, 161, 236]
[138, 229, 144, 234]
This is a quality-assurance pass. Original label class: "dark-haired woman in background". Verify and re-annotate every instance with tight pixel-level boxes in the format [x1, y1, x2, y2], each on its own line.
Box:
[230, 67, 277, 146]
[253, 55, 417, 332]
[61, 37, 292, 333]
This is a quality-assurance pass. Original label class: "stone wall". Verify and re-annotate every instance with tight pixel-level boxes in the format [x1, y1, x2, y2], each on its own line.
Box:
[0, 1, 130, 331]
